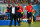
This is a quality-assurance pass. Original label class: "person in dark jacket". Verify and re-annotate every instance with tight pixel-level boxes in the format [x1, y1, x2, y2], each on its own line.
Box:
[9, 3, 19, 27]
[7, 4, 11, 20]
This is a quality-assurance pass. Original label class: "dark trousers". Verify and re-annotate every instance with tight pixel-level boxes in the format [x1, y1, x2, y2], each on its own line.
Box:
[10, 14, 16, 26]
[17, 18, 20, 25]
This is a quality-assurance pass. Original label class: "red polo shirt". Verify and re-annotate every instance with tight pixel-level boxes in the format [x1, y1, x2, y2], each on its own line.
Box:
[26, 5, 33, 12]
[17, 6, 23, 12]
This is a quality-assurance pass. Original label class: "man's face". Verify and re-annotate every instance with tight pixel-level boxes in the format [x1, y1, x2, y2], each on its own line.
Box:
[18, 3, 20, 6]
[13, 4, 15, 7]
[8, 5, 10, 7]
[8, 4, 10, 7]
[30, 3, 32, 5]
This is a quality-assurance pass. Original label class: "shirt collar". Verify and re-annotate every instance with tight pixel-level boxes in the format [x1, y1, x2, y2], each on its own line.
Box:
[12, 6, 15, 8]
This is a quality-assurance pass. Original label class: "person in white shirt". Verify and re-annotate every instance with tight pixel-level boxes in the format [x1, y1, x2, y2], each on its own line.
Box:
[9, 4, 19, 27]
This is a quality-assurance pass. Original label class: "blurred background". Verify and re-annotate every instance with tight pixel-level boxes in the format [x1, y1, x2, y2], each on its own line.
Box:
[0, 0, 40, 27]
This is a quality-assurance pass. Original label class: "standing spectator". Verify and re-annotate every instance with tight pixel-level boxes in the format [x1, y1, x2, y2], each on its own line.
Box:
[7, 4, 11, 20]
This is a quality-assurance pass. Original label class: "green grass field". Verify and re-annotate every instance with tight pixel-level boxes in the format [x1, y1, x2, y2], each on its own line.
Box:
[0, 21, 40, 27]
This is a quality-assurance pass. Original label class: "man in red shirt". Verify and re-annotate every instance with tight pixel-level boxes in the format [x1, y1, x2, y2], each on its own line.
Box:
[26, 2, 33, 24]
[17, 3, 23, 26]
